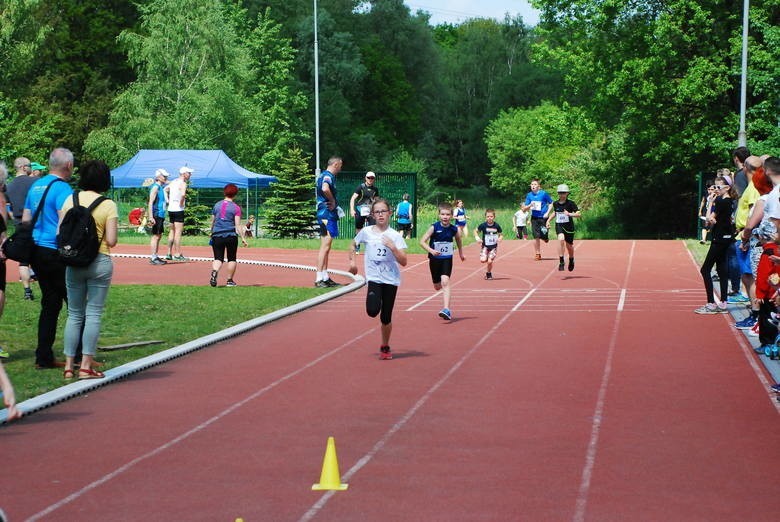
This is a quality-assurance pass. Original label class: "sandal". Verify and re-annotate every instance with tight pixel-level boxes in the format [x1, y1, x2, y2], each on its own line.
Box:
[63, 369, 75, 380]
[78, 368, 105, 380]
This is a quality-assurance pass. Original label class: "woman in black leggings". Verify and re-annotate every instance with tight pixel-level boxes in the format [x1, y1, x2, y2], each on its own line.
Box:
[696, 175, 737, 314]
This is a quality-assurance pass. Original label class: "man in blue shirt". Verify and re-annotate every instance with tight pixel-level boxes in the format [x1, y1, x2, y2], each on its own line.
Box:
[23, 148, 75, 369]
[522, 179, 553, 261]
[315, 156, 343, 287]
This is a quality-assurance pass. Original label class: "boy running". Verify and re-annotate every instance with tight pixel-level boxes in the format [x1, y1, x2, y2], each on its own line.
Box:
[546, 184, 581, 271]
[420, 202, 465, 320]
[474, 209, 503, 280]
[348, 198, 408, 360]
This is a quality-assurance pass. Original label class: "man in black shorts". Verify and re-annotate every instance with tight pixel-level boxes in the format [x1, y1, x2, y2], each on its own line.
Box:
[349, 171, 379, 252]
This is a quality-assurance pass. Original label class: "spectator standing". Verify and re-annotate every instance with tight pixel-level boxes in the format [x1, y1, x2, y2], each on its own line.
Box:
[735, 157, 769, 329]
[7, 157, 40, 300]
[315, 156, 343, 288]
[395, 193, 413, 239]
[698, 181, 715, 244]
[695, 175, 737, 314]
[348, 198, 408, 360]
[147, 168, 169, 265]
[513, 206, 528, 239]
[165, 166, 192, 261]
[209, 183, 248, 287]
[349, 171, 379, 253]
[60, 161, 118, 380]
[23, 148, 75, 369]
[732, 146, 751, 197]
[522, 179, 553, 260]
[0, 164, 8, 359]
[244, 215, 256, 238]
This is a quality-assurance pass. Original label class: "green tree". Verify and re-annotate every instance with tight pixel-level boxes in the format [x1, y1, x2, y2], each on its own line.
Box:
[264, 145, 315, 238]
[84, 0, 255, 166]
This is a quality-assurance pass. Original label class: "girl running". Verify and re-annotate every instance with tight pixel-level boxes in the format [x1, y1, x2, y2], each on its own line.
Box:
[348, 198, 408, 360]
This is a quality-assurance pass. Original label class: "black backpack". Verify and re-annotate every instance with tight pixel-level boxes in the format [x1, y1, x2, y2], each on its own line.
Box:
[57, 191, 108, 267]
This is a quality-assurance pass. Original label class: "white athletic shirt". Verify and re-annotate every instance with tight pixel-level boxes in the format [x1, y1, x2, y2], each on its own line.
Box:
[167, 178, 187, 212]
[514, 209, 527, 226]
[354, 226, 407, 286]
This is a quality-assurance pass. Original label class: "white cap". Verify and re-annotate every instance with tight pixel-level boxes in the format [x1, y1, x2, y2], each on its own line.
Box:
[155, 168, 170, 178]
[557, 184, 570, 193]
[365, 171, 376, 178]
[179, 166, 194, 174]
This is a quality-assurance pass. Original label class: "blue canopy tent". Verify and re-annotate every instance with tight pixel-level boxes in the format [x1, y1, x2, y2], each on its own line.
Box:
[110, 150, 275, 236]
[110, 149, 275, 189]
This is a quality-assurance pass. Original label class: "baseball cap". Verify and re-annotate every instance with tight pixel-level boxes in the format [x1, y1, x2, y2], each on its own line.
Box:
[365, 171, 376, 178]
[30, 162, 46, 171]
[179, 166, 194, 174]
[557, 184, 570, 193]
[155, 168, 170, 178]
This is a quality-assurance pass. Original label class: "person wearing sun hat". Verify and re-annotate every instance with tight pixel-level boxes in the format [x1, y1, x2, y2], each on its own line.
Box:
[349, 170, 380, 254]
[546, 183, 581, 272]
[165, 166, 193, 261]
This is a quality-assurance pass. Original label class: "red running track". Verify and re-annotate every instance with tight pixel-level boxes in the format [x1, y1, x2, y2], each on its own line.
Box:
[3, 240, 780, 521]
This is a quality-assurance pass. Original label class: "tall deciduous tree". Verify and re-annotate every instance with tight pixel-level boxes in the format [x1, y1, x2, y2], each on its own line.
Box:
[84, 0, 255, 165]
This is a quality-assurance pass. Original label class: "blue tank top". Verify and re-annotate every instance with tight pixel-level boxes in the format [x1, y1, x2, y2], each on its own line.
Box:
[428, 221, 458, 259]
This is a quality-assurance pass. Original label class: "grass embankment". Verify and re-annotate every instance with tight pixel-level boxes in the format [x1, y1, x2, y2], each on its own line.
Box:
[4, 283, 325, 404]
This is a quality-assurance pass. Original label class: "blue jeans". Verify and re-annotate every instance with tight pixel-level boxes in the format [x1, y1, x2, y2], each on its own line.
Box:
[64, 254, 113, 357]
[727, 241, 741, 293]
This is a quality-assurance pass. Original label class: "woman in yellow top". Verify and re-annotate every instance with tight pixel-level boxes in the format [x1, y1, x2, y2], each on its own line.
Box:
[60, 161, 118, 380]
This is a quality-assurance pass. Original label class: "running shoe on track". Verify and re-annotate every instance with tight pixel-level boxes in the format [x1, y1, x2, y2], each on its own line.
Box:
[226, 279, 237, 287]
[324, 278, 341, 287]
[568, 258, 575, 272]
[558, 261, 564, 271]
[727, 293, 750, 304]
[694, 304, 719, 314]
[380, 346, 392, 360]
[770, 383, 780, 393]
[438, 308, 452, 320]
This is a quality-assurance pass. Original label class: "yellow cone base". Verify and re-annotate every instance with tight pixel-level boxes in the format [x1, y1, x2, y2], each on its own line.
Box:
[312, 436, 349, 491]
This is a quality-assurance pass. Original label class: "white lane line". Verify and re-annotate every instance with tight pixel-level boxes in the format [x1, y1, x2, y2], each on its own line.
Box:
[573, 240, 635, 522]
[300, 242, 563, 521]
[617, 288, 627, 311]
[25, 329, 376, 522]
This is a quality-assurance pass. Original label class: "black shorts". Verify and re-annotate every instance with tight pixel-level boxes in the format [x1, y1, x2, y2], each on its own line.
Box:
[0, 260, 5, 292]
[428, 256, 453, 285]
[151, 215, 165, 235]
[554, 223, 575, 244]
[355, 214, 375, 229]
[516, 226, 527, 237]
[397, 223, 412, 232]
[211, 235, 238, 262]
[168, 211, 185, 223]
[531, 217, 548, 240]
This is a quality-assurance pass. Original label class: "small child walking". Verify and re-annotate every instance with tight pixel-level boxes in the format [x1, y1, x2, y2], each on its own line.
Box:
[420, 201, 465, 320]
[349, 199, 408, 360]
[546, 184, 581, 272]
[474, 209, 503, 280]
[513, 206, 528, 239]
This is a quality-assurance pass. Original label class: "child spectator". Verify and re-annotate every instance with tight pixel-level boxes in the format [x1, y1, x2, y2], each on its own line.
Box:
[244, 215, 256, 238]
[753, 220, 780, 357]
[513, 206, 528, 239]
[348, 198, 408, 360]
[474, 209, 503, 280]
[420, 201, 465, 321]
[699, 181, 715, 244]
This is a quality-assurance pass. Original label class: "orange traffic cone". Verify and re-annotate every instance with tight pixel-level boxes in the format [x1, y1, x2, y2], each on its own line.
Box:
[312, 436, 349, 490]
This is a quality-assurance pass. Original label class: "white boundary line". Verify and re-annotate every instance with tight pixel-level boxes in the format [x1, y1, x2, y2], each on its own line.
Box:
[299, 242, 562, 522]
[0, 254, 364, 424]
[572, 240, 635, 522]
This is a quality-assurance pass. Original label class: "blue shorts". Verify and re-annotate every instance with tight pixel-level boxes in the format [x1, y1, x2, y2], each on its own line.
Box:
[318, 217, 339, 238]
[736, 240, 752, 275]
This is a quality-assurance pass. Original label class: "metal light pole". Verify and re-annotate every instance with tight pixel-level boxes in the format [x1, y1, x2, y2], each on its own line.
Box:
[737, 0, 749, 147]
[313, 0, 321, 176]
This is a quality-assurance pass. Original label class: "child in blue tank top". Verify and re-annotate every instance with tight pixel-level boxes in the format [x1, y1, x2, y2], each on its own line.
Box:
[419, 201, 465, 320]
